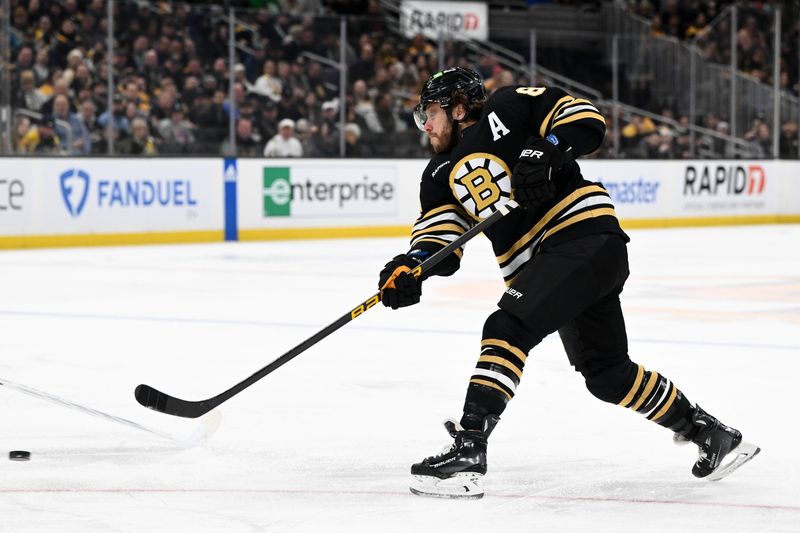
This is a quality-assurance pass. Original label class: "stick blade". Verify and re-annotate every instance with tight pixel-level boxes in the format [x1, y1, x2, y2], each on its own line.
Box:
[134, 384, 209, 419]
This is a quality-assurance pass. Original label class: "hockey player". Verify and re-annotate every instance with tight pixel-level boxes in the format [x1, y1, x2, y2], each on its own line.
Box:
[378, 68, 759, 499]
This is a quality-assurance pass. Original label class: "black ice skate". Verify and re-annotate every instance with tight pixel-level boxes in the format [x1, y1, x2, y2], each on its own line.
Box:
[674, 405, 760, 481]
[409, 415, 499, 499]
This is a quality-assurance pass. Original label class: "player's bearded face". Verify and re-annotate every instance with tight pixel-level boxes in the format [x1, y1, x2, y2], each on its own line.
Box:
[421, 103, 453, 153]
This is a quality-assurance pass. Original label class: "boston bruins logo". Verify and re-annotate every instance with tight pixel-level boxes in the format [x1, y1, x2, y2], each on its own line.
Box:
[449, 152, 513, 220]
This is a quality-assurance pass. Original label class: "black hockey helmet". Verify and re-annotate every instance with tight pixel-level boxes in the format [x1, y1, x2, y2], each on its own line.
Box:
[413, 67, 486, 131]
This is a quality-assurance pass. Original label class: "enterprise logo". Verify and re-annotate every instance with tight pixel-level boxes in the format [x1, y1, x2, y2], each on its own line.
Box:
[263, 166, 395, 218]
[0, 178, 25, 211]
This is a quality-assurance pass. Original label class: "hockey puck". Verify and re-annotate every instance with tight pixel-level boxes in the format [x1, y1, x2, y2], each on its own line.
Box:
[9, 450, 31, 461]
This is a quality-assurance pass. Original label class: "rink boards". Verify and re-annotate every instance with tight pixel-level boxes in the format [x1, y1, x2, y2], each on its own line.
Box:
[1, 157, 799, 248]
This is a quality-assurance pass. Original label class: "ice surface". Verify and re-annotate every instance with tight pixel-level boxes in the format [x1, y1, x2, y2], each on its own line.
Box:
[1, 225, 798, 532]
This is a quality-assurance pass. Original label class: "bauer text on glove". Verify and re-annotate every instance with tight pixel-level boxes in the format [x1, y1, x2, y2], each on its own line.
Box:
[511, 136, 567, 210]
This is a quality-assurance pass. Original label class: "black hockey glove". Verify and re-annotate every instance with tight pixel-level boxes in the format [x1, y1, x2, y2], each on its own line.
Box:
[378, 253, 425, 309]
[511, 136, 566, 210]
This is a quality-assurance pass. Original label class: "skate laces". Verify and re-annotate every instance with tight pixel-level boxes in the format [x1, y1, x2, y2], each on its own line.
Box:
[427, 419, 464, 458]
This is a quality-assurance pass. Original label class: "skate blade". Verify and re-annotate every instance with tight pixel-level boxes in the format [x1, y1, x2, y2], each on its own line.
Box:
[409, 473, 484, 500]
[705, 440, 761, 482]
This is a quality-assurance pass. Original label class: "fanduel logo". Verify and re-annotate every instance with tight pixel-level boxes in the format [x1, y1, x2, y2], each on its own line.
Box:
[60, 168, 90, 217]
[59, 168, 198, 217]
[684, 165, 766, 196]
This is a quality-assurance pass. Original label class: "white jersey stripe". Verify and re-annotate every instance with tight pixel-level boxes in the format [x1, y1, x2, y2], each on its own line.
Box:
[558, 194, 613, 219]
[555, 104, 599, 119]
[414, 211, 472, 232]
[410, 232, 460, 247]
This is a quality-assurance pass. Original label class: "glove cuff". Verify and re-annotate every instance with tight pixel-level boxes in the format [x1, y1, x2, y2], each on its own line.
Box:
[544, 133, 573, 167]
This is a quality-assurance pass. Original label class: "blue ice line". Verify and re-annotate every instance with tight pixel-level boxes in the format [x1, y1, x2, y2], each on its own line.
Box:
[0, 309, 797, 352]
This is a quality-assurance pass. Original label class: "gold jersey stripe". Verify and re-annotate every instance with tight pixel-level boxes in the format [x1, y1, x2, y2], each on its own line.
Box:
[481, 338, 528, 363]
[478, 355, 523, 379]
[543, 207, 617, 240]
[650, 384, 678, 422]
[470, 378, 513, 401]
[501, 206, 617, 284]
[552, 111, 606, 129]
[618, 364, 644, 407]
[553, 99, 597, 119]
[496, 185, 607, 264]
[411, 222, 466, 239]
[631, 372, 660, 412]
[417, 204, 468, 221]
[539, 95, 575, 138]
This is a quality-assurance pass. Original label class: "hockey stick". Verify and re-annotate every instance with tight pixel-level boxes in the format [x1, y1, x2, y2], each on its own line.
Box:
[135, 200, 521, 418]
[0, 376, 220, 445]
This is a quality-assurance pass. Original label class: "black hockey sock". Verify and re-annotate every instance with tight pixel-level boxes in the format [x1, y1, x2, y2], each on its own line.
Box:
[461, 338, 529, 430]
[616, 364, 694, 432]
[461, 310, 536, 431]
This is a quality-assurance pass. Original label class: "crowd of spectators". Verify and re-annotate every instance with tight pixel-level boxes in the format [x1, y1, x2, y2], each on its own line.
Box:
[627, 0, 799, 97]
[592, 107, 799, 160]
[621, 0, 799, 158]
[6, 0, 445, 157]
[4, 0, 798, 159]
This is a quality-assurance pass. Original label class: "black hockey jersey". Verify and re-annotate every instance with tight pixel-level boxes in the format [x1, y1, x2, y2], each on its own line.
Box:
[409, 85, 628, 286]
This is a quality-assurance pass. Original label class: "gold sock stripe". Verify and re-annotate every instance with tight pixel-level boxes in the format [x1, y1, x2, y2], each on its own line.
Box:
[650, 384, 678, 422]
[618, 364, 644, 407]
[630, 372, 660, 412]
[481, 339, 527, 363]
[639, 376, 667, 414]
[478, 355, 523, 379]
[470, 378, 513, 401]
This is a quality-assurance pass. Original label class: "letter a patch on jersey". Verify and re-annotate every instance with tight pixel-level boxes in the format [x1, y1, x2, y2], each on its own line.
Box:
[487, 112, 510, 141]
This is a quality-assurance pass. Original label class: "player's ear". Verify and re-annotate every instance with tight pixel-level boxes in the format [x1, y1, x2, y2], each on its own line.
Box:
[452, 104, 468, 121]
